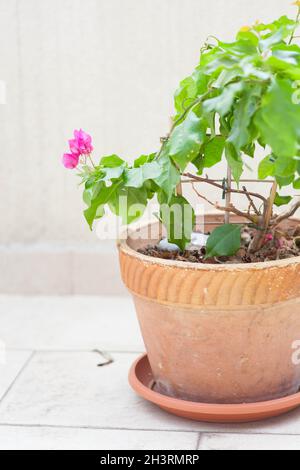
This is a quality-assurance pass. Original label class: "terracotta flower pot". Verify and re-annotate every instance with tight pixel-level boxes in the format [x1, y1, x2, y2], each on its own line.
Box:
[118, 215, 300, 404]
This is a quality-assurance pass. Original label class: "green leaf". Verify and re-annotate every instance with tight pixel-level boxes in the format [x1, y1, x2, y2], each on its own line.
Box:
[241, 60, 271, 81]
[253, 16, 295, 37]
[274, 193, 292, 207]
[213, 61, 269, 88]
[134, 153, 156, 167]
[258, 155, 275, 180]
[225, 143, 243, 183]
[194, 136, 225, 173]
[273, 15, 296, 30]
[272, 44, 300, 65]
[205, 112, 216, 137]
[205, 224, 242, 258]
[83, 189, 92, 206]
[83, 181, 104, 206]
[84, 182, 122, 229]
[101, 165, 125, 181]
[258, 154, 296, 182]
[201, 50, 240, 76]
[159, 194, 195, 251]
[266, 56, 300, 80]
[227, 86, 261, 151]
[108, 186, 148, 224]
[174, 76, 196, 117]
[259, 19, 295, 51]
[254, 78, 300, 158]
[174, 69, 208, 119]
[125, 162, 161, 188]
[276, 174, 295, 188]
[293, 177, 300, 189]
[153, 152, 180, 202]
[242, 142, 256, 158]
[259, 32, 284, 52]
[218, 38, 258, 56]
[203, 82, 243, 117]
[100, 155, 124, 167]
[214, 68, 242, 88]
[168, 111, 206, 171]
[203, 135, 225, 167]
[236, 30, 260, 46]
[274, 156, 296, 177]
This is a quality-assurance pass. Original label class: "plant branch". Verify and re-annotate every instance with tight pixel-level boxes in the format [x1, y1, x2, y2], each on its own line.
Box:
[273, 198, 300, 225]
[248, 181, 277, 253]
[264, 181, 277, 228]
[242, 185, 260, 216]
[225, 166, 232, 224]
[176, 179, 183, 196]
[192, 183, 256, 223]
[192, 183, 215, 206]
[289, 6, 300, 44]
[182, 178, 275, 184]
[183, 172, 268, 203]
[88, 154, 96, 169]
[215, 203, 257, 223]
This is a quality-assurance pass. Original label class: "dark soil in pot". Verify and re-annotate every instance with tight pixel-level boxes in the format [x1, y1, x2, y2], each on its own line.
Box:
[138, 224, 300, 264]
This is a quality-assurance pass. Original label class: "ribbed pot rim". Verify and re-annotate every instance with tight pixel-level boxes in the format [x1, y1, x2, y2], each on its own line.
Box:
[118, 217, 300, 272]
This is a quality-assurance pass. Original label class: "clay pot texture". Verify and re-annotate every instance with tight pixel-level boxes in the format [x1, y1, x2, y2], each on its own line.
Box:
[118, 215, 300, 404]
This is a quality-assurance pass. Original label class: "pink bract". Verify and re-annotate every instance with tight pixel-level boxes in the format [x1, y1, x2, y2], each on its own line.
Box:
[70, 129, 93, 155]
[62, 153, 80, 170]
[69, 139, 80, 156]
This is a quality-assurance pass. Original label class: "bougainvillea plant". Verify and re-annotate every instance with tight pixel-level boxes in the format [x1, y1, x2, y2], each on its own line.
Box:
[63, 6, 300, 259]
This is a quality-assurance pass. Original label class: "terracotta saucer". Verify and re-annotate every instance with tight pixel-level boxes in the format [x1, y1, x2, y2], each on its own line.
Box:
[129, 354, 300, 423]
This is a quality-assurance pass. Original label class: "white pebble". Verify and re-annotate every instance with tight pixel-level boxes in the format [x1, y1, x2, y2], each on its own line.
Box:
[190, 232, 209, 247]
[157, 238, 180, 252]
[158, 232, 209, 252]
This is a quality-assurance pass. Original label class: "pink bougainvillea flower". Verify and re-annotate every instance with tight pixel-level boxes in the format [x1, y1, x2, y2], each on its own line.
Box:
[69, 129, 93, 156]
[62, 152, 80, 170]
[265, 234, 273, 242]
[68, 138, 80, 156]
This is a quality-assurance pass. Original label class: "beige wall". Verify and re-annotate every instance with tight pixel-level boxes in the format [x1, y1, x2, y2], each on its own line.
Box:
[0, 0, 298, 293]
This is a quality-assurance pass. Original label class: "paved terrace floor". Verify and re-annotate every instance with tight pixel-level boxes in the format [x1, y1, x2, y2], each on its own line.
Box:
[0, 295, 299, 450]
